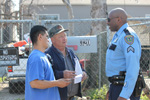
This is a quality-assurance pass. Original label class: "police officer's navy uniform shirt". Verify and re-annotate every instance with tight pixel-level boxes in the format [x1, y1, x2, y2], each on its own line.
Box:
[106, 23, 141, 99]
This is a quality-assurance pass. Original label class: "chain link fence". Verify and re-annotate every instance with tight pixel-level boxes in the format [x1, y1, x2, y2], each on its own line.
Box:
[0, 18, 150, 100]
[0, 20, 34, 100]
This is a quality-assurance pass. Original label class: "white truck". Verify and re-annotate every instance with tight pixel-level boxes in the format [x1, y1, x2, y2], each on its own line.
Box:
[8, 45, 29, 94]
[7, 56, 27, 94]
[0, 46, 28, 94]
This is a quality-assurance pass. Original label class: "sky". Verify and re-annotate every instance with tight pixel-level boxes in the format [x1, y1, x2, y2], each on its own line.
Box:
[12, 0, 19, 11]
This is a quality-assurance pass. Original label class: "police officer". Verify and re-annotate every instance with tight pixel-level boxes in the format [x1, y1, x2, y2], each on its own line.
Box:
[106, 8, 141, 100]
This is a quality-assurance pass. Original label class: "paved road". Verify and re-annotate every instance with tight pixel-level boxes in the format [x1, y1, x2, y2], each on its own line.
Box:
[0, 83, 24, 100]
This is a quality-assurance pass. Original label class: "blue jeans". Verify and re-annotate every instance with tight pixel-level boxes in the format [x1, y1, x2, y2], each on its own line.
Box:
[109, 84, 141, 100]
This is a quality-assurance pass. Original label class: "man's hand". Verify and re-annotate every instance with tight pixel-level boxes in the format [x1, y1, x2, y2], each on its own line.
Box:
[57, 78, 71, 88]
[82, 71, 88, 81]
[117, 97, 127, 100]
[63, 70, 76, 78]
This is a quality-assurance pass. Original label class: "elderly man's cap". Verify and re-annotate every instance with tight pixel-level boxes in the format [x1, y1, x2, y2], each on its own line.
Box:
[49, 24, 68, 38]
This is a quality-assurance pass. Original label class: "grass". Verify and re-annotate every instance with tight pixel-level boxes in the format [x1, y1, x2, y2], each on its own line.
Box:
[0, 77, 3, 83]
[0, 76, 7, 83]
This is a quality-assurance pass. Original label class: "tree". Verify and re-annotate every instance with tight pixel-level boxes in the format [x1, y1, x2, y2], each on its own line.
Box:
[0, 0, 13, 43]
[62, 0, 74, 36]
[0, 0, 21, 44]
[86, 0, 108, 89]
[19, 0, 74, 36]
[90, 0, 107, 34]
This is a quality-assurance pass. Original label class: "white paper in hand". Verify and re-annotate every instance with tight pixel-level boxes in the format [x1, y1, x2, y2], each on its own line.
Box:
[74, 57, 83, 84]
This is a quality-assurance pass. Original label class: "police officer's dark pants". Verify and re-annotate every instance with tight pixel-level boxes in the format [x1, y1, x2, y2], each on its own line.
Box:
[109, 84, 140, 100]
[67, 96, 75, 100]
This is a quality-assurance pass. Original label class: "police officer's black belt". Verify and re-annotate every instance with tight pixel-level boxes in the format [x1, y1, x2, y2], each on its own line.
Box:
[108, 75, 125, 85]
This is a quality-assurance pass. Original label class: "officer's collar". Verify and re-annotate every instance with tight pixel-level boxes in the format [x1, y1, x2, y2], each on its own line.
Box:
[116, 23, 129, 36]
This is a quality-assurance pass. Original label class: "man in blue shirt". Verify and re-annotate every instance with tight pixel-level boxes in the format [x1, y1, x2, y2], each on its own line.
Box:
[25, 25, 71, 100]
[106, 8, 141, 100]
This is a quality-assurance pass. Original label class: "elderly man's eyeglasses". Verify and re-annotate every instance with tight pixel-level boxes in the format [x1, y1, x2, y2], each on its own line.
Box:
[107, 17, 118, 22]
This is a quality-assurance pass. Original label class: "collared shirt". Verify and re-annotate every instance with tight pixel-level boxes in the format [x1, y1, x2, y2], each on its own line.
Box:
[45, 45, 82, 100]
[106, 23, 141, 99]
[56, 48, 79, 98]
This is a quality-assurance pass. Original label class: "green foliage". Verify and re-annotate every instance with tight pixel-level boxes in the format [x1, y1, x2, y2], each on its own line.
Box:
[84, 84, 108, 100]
[0, 77, 2, 82]
[92, 84, 108, 99]
[140, 91, 149, 100]
[84, 85, 148, 100]
[0, 76, 7, 83]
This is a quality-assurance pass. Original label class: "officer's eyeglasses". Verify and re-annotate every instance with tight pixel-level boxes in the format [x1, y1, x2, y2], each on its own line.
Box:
[107, 17, 119, 22]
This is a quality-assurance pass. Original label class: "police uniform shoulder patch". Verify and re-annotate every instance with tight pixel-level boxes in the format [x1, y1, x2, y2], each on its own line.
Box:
[124, 35, 134, 45]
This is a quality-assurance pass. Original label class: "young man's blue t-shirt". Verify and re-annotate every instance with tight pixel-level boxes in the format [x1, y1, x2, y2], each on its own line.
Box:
[25, 50, 60, 100]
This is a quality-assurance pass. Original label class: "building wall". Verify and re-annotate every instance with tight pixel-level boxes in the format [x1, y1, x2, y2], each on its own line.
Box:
[108, 5, 150, 17]
[23, 4, 150, 20]
[23, 5, 91, 19]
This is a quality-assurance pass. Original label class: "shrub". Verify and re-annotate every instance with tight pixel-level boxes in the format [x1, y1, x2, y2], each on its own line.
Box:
[83, 84, 108, 100]
[92, 84, 108, 100]
[140, 91, 149, 100]
[83, 84, 148, 100]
